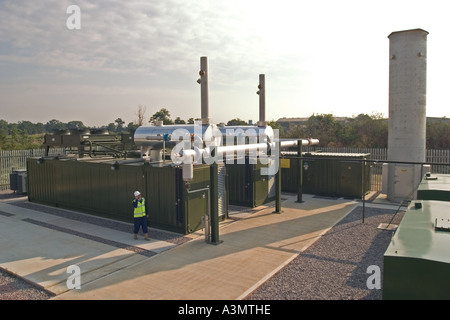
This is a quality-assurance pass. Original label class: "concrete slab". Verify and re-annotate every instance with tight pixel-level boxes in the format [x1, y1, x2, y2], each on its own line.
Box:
[53, 195, 358, 300]
[0, 197, 180, 296]
[2, 192, 387, 300]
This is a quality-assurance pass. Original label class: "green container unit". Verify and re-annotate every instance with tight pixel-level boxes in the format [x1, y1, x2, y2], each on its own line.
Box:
[417, 173, 450, 202]
[226, 157, 275, 207]
[27, 157, 222, 234]
[27, 157, 146, 222]
[146, 163, 216, 234]
[383, 200, 450, 300]
[301, 152, 371, 199]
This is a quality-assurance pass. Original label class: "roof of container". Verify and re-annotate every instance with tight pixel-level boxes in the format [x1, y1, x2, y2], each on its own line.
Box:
[384, 200, 450, 263]
[418, 174, 450, 191]
[388, 28, 429, 38]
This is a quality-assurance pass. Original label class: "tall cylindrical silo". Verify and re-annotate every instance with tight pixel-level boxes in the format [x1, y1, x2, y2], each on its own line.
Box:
[386, 28, 428, 202]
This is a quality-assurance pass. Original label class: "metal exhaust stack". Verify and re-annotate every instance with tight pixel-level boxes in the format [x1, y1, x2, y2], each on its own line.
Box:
[199, 56, 210, 125]
[257, 74, 266, 127]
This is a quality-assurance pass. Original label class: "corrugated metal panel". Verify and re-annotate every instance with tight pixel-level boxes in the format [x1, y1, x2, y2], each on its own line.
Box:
[226, 161, 251, 206]
[227, 158, 276, 208]
[184, 165, 210, 233]
[252, 162, 269, 207]
[217, 163, 226, 216]
[27, 158, 146, 222]
[27, 158, 56, 204]
[281, 157, 300, 193]
[299, 153, 371, 198]
[145, 165, 179, 229]
[27, 158, 218, 234]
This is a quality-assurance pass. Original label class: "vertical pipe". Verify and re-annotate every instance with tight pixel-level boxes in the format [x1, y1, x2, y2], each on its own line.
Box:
[200, 57, 210, 125]
[210, 162, 221, 244]
[273, 140, 282, 213]
[362, 159, 365, 223]
[296, 139, 303, 203]
[257, 74, 266, 127]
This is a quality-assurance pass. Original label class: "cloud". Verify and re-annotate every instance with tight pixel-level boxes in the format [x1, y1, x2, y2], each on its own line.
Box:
[1, 0, 449, 126]
[0, 1, 267, 76]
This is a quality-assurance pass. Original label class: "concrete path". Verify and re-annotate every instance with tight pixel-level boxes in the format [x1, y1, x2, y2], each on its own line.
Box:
[0, 192, 369, 300]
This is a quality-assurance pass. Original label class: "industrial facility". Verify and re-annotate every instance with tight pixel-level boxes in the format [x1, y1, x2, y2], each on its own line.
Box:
[25, 57, 320, 242]
[4, 29, 450, 300]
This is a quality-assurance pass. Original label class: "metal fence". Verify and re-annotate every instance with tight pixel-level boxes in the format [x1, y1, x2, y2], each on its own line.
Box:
[0, 148, 66, 190]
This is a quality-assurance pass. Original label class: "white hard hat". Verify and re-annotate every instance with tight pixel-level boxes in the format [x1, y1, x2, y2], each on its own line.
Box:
[134, 191, 141, 197]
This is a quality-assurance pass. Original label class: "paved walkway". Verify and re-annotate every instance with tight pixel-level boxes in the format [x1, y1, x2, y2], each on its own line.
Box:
[0, 192, 394, 300]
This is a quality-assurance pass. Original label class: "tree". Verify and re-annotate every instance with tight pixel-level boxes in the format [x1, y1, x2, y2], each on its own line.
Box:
[135, 104, 146, 127]
[227, 118, 247, 126]
[283, 122, 305, 139]
[305, 114, 343, 147]
[115, 118, 125, 132]
[174, 117, 186, 124]
[427, 118, 450, 149]
[0, 119, 9, 135]
[149, 108, 173, 125]
[45, 119, 67, 133]
[342, 113, 387, 148]
[267, 120, 284, 137]
[106, 123, 116, 133]
[127, 122, 138, 132]
[67, 121, 86, 131]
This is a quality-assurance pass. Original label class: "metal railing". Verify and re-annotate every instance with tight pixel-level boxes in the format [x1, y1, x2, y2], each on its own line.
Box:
[0, 148, 66, 190]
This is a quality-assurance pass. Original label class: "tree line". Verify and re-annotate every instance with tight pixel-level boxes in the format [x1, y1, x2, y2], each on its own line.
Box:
[276, 113, 450, 149]
[1, 109, 449, 150]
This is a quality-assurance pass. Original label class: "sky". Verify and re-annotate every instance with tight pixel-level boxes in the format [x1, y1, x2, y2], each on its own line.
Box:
[1, 0, 450, 128]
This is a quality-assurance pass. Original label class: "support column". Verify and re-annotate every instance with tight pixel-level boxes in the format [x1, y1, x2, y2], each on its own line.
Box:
[209, 162, 222, 244]
[296, 139, 303, 203]
[273, 140, 282, 213]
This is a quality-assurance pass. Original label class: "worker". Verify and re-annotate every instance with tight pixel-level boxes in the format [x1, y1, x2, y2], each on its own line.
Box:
[132, 191, 150, 241]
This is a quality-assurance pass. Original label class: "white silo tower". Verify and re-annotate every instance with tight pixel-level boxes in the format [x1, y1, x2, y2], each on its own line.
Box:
[385, 28, 429, 202]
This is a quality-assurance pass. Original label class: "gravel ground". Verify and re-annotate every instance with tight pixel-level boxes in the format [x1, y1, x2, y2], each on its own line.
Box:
[0, 190, 404, 300]
[246, 205, 405, 300]
[0, 268, 55, 300]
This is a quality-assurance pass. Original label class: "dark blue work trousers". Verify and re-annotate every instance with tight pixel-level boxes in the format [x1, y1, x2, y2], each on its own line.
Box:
[134, 216, 148, 234]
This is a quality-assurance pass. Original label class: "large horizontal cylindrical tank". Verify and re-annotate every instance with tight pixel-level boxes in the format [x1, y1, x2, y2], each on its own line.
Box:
[134, 124, 275, 152]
